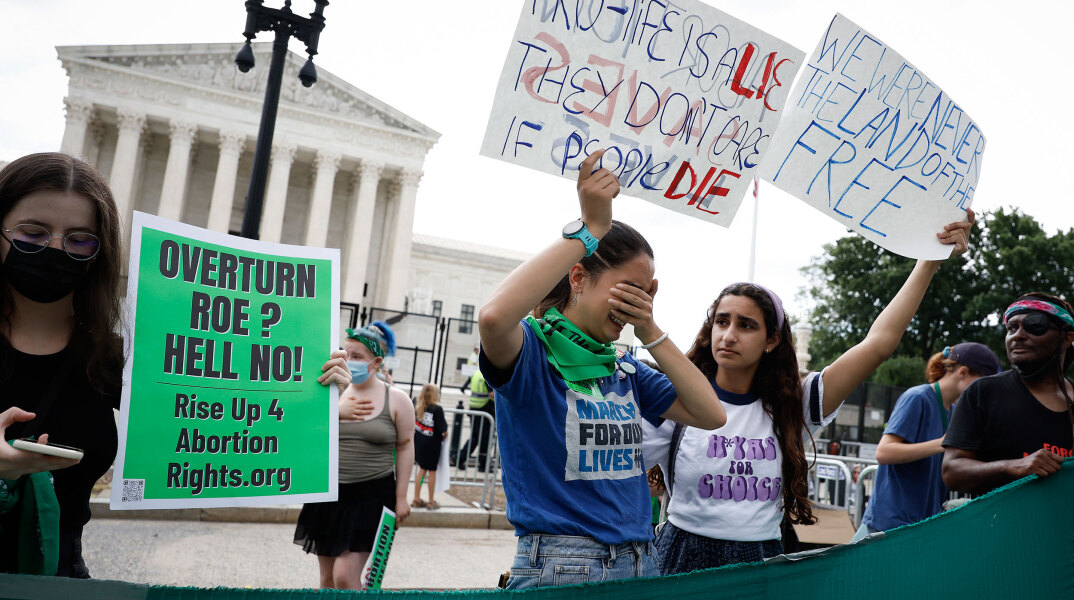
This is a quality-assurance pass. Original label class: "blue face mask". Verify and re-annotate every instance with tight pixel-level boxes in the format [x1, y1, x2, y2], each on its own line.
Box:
[348, 360, 371, 385]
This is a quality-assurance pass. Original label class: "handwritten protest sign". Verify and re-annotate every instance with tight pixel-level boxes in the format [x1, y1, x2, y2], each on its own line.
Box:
[762, 14, 985, 259]
[111, 212, 340, 509]
[481, 0, 804, 226]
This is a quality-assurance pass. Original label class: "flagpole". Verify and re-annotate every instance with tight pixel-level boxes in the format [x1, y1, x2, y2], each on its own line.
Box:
[747, 177, 759, 281]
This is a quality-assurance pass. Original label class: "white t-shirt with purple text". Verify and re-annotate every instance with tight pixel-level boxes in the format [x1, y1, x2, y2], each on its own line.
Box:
[643, 371, 837, 542]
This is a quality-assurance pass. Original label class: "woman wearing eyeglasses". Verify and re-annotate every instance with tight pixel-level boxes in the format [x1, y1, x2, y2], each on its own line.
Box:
[852, 342, 1000, 542]
[0, 153, 124, 577]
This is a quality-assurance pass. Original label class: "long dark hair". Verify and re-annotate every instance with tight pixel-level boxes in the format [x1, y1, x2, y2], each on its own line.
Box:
[0, 152, 124, 393]
[686, 283, 817, 525]
[534, 220, 653, 318]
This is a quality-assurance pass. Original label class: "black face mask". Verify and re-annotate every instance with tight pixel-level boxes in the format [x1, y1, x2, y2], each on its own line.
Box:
[1, 246, 90, 303]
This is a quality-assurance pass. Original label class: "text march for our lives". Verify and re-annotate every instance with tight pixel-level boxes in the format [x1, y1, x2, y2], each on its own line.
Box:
[480, 0, 804, 227]
[762, 14, 985, 259]
[111, 212, 340, 510]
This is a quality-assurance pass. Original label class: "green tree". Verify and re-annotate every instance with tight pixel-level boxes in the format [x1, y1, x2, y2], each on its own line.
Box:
[872, 355, 927, 387]
[802, 209, 1074, 374]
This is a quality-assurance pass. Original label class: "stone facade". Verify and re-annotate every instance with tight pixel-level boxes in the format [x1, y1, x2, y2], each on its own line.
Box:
[56, 42, 439, 309]
[408, 234, 530, 388]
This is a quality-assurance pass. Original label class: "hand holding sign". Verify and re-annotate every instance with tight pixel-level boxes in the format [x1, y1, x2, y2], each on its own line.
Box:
[577, 149, 618, 239]
[937, 208, 974, 258]
[318, 350, 350, 393]
[320, 350, 375, 421]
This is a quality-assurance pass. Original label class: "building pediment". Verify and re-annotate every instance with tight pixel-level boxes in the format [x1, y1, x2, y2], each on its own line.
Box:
[57, 43, 438, 141]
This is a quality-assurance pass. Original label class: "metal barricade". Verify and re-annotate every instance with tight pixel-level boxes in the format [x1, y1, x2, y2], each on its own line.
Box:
[853, 464, 879, 529]
[439, 406, 501, 509]
[849, 463, 970, 530]
[808, 456, 855, 510]
[806, 453, 878, 532]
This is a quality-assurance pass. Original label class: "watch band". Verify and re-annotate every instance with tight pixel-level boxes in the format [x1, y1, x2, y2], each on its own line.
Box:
[562, 220, 599, 257]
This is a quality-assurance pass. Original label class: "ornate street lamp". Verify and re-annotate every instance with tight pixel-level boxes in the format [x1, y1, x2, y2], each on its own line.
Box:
[235, 0, 329, 239]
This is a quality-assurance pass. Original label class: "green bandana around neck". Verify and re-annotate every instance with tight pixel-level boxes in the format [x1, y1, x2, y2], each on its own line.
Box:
[0, 472, 60, 575]
[525, 307, 617, 385]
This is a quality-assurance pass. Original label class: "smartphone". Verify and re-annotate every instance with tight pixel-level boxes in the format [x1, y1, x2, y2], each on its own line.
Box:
[11, 437, 84, 460]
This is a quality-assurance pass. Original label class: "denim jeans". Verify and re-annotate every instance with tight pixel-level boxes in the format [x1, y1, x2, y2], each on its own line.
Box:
[505, 534, 659, 590]
[850, 521, 882, 543]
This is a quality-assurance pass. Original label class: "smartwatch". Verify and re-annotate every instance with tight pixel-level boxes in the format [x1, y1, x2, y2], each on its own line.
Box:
[562, 220, 599, 257]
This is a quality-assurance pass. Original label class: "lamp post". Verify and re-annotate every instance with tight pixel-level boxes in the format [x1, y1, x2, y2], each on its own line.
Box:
[235, 0, 329, 239]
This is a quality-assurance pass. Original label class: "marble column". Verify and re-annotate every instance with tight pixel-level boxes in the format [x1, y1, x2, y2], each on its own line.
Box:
[374, 181, 400, 306]
[260, 141, 297, 243]
[85, 122, 105, 167]
[157, 120, 198, 222]
[109, 108, 147, 226]
[303, 150, 342, 248]
[381, 169, 422, 310]
[60, 97, 95, 158]
[206, 130, 247, 233]
[342, 160, 383, 302]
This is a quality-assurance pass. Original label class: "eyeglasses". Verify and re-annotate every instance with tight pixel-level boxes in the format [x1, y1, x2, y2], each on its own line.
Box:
[1, 223, 100, 261]
[1005, 312, 1057, 337]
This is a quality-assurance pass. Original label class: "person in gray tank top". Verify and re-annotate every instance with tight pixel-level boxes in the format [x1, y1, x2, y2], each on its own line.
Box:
[293, 321, 415, 591]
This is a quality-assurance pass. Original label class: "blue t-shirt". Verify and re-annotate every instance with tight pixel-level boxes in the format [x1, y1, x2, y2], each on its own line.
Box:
[862, 384, 949, 531]
[480, 323, 677, 544]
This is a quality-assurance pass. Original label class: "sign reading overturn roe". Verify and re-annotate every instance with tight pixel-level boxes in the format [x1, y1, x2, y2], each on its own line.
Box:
[481, 0, 804, 226]
[112, 212, 340, 509]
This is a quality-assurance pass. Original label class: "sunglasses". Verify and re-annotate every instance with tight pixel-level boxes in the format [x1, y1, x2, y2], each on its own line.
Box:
[1005, 312, 1058, 337]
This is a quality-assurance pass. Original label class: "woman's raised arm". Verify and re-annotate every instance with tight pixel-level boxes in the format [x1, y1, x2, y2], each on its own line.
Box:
[820, 210, 975, 414]
[479, 150, 618, 368]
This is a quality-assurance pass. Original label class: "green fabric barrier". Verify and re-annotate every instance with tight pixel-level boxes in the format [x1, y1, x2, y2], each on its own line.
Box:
[0, 572, 147, 599]
[4, 462, 1073, 598]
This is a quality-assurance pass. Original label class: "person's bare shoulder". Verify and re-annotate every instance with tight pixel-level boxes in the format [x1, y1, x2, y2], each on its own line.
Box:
[388, 386, 416, 416]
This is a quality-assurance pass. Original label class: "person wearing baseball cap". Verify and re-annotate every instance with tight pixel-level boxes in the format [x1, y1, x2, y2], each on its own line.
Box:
[853, 341, 1001, 541]
[943, 292, 1074, 495]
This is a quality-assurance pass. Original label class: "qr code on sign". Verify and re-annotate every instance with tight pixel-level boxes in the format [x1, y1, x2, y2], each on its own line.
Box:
[121, 479, 145, 502]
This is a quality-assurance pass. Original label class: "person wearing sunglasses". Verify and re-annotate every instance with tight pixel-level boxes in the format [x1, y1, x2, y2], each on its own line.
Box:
[852, 342, 1000, 542]
[0, 153, 124, 577]
[943, 293, 1074, 495]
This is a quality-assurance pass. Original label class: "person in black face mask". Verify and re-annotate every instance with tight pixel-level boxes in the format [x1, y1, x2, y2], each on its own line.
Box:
[942, 292, 1074, 495]
[0, 152, 124, 578]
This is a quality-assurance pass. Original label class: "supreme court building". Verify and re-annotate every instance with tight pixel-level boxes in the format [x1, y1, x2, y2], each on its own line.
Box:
[56, 42, 441, 310]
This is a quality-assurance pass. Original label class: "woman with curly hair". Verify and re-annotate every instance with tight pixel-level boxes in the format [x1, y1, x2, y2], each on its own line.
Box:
[643, 213, 974, 574]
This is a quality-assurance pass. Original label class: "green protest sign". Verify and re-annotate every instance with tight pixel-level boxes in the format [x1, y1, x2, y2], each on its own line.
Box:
[111, 212, 340, 509]
[361, 508, 397, 590]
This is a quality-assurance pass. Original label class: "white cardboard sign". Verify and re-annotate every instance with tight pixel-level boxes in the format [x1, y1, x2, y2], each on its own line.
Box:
[481, 0, 804, 226]
[762, 14, 985, 259]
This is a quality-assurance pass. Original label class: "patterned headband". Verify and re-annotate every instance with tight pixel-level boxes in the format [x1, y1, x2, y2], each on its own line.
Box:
[346, 326, 386, 358]
[1003, 299, 1074, 329]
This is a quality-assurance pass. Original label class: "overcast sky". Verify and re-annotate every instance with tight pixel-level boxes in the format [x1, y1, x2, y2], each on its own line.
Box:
[2, 0, 1071, 353]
